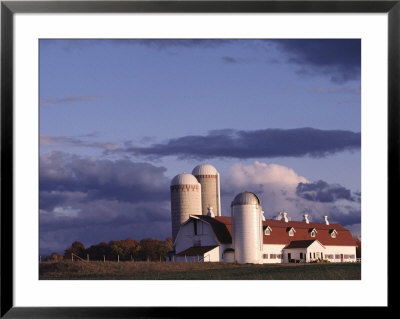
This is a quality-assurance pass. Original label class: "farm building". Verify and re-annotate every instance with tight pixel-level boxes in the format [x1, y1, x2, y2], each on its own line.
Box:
[169, 164, 357, 264]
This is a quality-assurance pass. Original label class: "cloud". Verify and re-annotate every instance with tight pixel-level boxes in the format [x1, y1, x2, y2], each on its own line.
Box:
[40, 152, 170, 204]
[296, 180, 356, 202]
[307, 87, 361, 95]
[40, 134, 121, 151]
[39, 151, 172, 256]
[135, 39, 233, 49]
[124, 127, 360, 160]
[221, 56, 238, 63]
[41, 39, 234, 51]
[271, 39, 361, 83]
[220, 161, 361, 233]
[40, 95, 99, 106]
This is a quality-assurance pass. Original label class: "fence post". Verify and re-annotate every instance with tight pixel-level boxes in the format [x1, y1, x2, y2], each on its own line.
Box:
[118, 255, 119, 263]
[103, 255, 105, 263]
[72, 253, 74, 262]
[87, 254, 89, 262]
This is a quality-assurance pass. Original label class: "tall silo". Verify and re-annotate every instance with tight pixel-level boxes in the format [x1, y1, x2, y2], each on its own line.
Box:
[231, 192, 263, 264]
[192, 164, 221, 216]
[170, 173, 202, 242]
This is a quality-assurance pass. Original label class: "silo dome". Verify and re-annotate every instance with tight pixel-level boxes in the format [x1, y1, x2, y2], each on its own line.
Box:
[192, 163, 218, 176]
[192, 164, 221, 216]
[231, 191, 261, 207]
[170, 173, 199, 186]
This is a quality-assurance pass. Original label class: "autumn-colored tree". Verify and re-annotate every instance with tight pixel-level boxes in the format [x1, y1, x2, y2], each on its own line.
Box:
[62, 237, 172, 262]
[64, 241, 86, 259]
[86, 242, 111, 260]
[354, 236, 361, 258]
[119, 238, 139, 261]
[46, 252, 63, 262]
[164, 237, 173, 252]
[137, 238, 171, 261]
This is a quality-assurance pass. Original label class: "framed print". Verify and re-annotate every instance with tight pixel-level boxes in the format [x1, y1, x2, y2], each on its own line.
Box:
[1, 0, 395, 317]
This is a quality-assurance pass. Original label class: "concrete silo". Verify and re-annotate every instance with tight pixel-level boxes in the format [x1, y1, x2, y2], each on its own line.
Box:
[231, 192, 263, 264]
[192, 164, 221, 216]
[170, 173, 202, 242]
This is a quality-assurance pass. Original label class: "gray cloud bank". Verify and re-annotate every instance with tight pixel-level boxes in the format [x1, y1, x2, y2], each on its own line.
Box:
[39, 152, 171, 256]
[296, 180, 358, 203]
[124, 127, 360, 160]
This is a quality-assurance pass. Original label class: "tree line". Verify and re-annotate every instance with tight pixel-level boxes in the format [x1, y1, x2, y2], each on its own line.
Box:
[44, 237, 173, 262]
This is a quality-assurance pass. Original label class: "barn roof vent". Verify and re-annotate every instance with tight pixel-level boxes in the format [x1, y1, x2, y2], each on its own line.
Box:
[324, 216, 329, 225]
[303, 214, 310, 224]
[207, 206, 215, 217]
[275, 211, 283, 220]
[283, 212, 289, 223]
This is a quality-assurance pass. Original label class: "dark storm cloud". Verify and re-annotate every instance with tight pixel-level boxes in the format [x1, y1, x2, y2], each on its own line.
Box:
[40, 152, 170, 206]
[125, 127, 360, 160]
[271, 39, 361, 83]
[296, 180, 355, 203]
[39, 152, 172, 255]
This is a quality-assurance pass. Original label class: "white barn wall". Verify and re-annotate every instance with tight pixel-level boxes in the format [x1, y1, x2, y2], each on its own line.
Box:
[173, 246, 220, 262]
[220, 244, 234, 262]
[324, 245, 357, 262]
[174, 218, 219, 254]
[284, 241, 325, 263]
[262, 244, 286, 264]
[206, 246, 220, 262]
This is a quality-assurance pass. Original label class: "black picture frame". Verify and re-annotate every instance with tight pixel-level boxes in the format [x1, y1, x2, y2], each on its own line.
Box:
[1, 1, 395, 317]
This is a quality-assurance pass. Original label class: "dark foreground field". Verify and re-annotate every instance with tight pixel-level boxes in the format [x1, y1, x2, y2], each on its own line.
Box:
[39, 261, 361, 280]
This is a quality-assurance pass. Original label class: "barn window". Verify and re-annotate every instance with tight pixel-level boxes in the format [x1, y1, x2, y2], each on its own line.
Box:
[263, 254, 268, 259]
[330, 229, 338, 238]
[264, 226, 272, 236]
[288, 227, 295, 236]
[309, 228, 317, 237]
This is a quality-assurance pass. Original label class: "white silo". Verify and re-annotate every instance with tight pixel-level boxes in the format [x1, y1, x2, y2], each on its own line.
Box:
[231, 192, 263, 264]
[170, 173, 202, 242]
[192, 163, 221, 216]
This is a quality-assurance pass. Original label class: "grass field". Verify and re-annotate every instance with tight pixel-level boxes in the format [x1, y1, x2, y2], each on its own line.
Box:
[39, 261, 361, 280]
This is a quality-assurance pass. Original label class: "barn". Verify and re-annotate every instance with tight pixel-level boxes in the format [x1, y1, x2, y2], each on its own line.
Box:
[169, 164, 357, 264]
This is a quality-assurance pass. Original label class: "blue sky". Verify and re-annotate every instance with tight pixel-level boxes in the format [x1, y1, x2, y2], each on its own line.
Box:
[39, 39, 361, 256]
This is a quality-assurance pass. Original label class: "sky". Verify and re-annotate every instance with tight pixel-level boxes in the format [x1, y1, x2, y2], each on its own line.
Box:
[39, 39, 361, 256]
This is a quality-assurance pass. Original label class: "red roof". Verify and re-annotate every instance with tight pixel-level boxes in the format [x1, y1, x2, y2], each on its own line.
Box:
[262, 219, 356, 246]
[191, 215, 355, 247]
[196, 215, 232, 244]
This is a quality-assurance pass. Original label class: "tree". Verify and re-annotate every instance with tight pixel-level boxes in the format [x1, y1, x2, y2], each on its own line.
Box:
[137, 238, 171, 262]
[46, 252, 63, 262]
[86, 242, 110, 261]
[64, 241, 86, 260]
